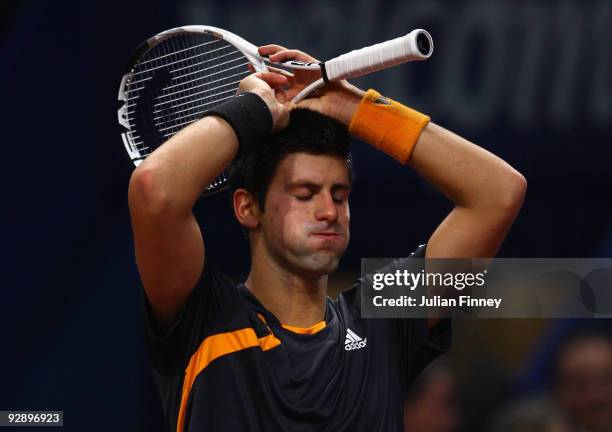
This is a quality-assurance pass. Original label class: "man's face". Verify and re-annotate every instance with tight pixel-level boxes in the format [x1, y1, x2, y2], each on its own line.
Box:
[257, 152, 351, 277]
[556, 338, 612, 432]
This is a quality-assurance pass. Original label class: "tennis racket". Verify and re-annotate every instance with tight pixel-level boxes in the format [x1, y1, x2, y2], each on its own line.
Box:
[117, 25, 433, 195]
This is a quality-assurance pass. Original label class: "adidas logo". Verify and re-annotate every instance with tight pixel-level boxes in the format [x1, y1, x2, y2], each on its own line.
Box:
[344, 328, 367, 351]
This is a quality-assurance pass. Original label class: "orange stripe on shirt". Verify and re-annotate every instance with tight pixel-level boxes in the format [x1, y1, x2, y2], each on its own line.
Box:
[176, 328, 281, 432]
[258, 313, 326, 335]
[281, 321, 326, 335]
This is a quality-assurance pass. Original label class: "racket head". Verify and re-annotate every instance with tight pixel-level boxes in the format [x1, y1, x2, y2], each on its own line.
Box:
[117, 25, 266, 195]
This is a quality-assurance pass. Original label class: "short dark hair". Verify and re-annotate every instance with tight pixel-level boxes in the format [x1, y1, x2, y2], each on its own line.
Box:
[228, 108, 353, 211]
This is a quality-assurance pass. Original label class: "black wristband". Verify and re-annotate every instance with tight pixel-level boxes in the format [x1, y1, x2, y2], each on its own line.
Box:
[203, 92, 273, 157]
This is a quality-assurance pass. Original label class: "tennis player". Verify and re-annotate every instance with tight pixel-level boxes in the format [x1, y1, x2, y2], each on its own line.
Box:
[128, 45, 526, 431]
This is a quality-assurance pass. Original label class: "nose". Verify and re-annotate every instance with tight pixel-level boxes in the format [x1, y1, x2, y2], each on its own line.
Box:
[314, 192, 339, 223]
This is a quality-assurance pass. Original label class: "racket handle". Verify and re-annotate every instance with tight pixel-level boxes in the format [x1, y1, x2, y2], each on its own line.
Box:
[323, 29, 433, 81]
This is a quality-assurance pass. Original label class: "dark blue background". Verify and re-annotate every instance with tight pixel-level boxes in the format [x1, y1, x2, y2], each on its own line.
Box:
[1, 0, 610, 430]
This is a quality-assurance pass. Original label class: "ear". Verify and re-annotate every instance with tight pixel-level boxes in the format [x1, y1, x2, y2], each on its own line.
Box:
[233, 188, 261, 229]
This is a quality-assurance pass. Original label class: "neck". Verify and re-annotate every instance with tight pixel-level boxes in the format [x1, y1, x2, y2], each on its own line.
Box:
[245, 245, 328, 328]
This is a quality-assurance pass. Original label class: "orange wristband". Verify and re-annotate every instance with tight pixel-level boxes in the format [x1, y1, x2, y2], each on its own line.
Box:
[348, 89, 430, 164]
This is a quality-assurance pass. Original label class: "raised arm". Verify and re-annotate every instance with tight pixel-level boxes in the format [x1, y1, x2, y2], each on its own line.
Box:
[260, 46, 526, 259]
[128, 73, 290, 328]
[408, 123, 526, 259]
[398, 120, 525, 330]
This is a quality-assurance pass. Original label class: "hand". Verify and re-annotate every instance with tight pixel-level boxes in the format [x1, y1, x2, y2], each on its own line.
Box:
[257, 45, 365, 127]
[237, 72, 293, 132]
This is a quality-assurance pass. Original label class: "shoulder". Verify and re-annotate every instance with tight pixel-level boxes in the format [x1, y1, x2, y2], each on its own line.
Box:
[143, 261, 244, 373]
[335, 244, 427, 313]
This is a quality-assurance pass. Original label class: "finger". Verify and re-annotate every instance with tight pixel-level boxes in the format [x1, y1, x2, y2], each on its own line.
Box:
[294, 98, 321, 113]
[282, 100, 296, 112]
[274, 90, 287, 104]
[266, 65, 295, 78]
[259, 44, 288, 56]
[269, 49, 317, 64]
[248, 62, 293, 78]
[253, 71, 289, 87]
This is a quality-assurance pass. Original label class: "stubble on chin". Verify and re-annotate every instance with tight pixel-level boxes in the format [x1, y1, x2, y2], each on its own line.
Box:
[303, 252, 340, 274]
[291, 242, 347, 276]
[266, 226, 348, 276]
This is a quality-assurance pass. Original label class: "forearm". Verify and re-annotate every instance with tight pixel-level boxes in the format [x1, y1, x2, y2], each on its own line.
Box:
[345, 89, 526, 260]
[345, 89, 525, 213]
[408, 122, 526, 213]
[129, 116, 238, 214]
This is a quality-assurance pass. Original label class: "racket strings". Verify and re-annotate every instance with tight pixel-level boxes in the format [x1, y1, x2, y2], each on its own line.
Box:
[157, 98, 235, 133]
[134, 39, 219, 67]
[125, 34, 246, 146]
[130, 41, 229, 76]
[155, 92, 236, 126]
[126, 57, 247, 97]
[122, 32, 249, 191]
[126, 46, 243, 87]
[148, 72, 246, 112]
[124, 60, 248, 114]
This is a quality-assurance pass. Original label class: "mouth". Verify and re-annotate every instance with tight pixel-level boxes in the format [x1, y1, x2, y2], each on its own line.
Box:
[310, 232, 345, 249]
[311, 232, 342, 238]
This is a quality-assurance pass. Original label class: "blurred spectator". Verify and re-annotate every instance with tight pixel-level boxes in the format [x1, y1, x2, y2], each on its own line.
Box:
[404, 361, 460, 432]
[552, 330, 612, 432]
[489, 395, 571, 432]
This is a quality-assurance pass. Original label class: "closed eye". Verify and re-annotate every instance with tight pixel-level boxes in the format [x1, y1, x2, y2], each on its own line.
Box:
[333, 192, 349, 203]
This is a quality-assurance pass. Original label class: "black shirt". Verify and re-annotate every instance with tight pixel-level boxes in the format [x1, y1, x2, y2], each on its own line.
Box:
[144, 244, 451, 431]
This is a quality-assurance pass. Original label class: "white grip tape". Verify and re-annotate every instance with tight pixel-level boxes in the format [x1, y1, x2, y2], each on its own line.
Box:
[324, 29, 433, 81]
